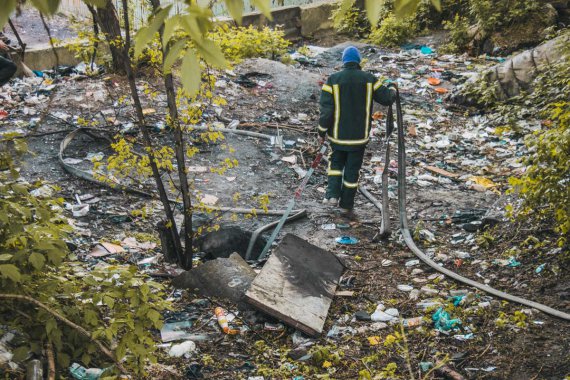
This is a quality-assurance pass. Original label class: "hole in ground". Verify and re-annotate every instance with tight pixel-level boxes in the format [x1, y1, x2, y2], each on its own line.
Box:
[195, 225, 267, 261]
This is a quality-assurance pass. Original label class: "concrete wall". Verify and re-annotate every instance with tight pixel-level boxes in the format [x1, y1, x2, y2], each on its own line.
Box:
[19, 0, 339, 71]
[14, 44, 81, 71]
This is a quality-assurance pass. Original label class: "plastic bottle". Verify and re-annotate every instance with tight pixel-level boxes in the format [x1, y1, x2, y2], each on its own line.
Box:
[69, 363, 104, 380]
[402, 317, 423, 327]
[214, 307, 239, 335]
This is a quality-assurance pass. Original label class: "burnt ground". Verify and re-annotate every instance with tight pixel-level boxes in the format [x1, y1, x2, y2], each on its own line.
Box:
[1, 38, 569, 379]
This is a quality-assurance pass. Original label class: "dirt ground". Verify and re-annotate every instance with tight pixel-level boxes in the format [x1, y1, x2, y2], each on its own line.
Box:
[1, 35, 569, 379]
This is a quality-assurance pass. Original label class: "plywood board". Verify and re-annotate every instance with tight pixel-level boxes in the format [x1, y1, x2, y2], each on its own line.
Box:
[245, 234, 344, 337]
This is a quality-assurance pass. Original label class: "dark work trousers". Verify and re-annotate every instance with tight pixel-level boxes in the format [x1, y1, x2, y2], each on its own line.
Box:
[326, 148, 365, 209]
[0, 55, 16, 86]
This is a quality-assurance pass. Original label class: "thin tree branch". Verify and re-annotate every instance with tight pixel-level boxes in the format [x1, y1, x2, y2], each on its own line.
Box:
[7, 18, 26, 59]
[46, 342, 56, 380]
[0, 294, 128, 375]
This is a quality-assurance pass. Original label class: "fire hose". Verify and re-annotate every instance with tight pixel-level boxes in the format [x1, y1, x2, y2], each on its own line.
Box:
[361, 85, 570, 320]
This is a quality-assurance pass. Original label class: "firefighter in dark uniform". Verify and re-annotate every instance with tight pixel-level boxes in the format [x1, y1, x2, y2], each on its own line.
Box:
[318, 46, 396, 211]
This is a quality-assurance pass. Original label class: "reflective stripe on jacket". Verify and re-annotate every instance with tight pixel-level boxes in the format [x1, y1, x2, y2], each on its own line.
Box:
[318, 62, 396, 151]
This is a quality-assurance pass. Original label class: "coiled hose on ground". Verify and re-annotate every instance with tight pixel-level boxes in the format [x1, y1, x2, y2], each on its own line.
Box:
[361, 86, 570, 320]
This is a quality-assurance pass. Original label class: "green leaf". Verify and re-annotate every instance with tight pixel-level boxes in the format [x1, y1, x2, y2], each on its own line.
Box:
[103, 295, 115, 309]
[12, 346, 29, 362]
[46, 247, 65, 266]
[46, 318, 57, 335]
[394, 0, 419, 18]
[29, 0, 61, 15]
[28, 252, 46, 270]
[162, 15, 182, 47]
[11, 184, 28, 195]
[194, 38, 227, 68]
[82, 353, 91, 366]
[251, 0, 273, 20]
[146, 309, 161, 324]
[365, 0, 384, 26]
[224, 0, 244, 24]
[0, 254, 13, 261]
[58, 352, 70, 368]
[0, 264, 21, 282]
[430, 0, 441, 12]
[82, 0, 107, 8]
[134, 5, 172, 58]
[0, 0, 17, 29]
[163, 39, 186, 74]
[180, 50, 201, 96]
[116, 343, 127, 360]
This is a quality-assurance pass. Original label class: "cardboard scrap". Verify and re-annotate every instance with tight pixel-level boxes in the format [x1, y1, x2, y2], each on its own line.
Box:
[425, 165, 459, 178]
[281, 155, 297, 165]
[89, 242, 124, 257]
[201, 194, 219, 205]
[188, 166, 208, 173]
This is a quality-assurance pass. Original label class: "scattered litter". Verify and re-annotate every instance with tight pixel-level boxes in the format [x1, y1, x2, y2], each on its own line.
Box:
[160, 321, 194, 343]
[535, 263, 546, 273]
[405, 259, 420, 267]
[69, 363, 104, 380]
[432, 308, 461, 331]
[419, 362, 434, 372]
[72, 204, 90, 217]
[188, 166, 208, 173]
[264, 322, 285, 331]
[427, 77, 441, 86]
[281, 155, 297, 164]
[168, 340, 196, 357]
[371, 304, 399, 322]
[200, 194, 219, 206]
[215, 307, 239, 335]
[122, 237, 156, 250]
[327, 325, 356, 339]
[454, 333, 474, 341]
[465, 366, 497, 372]
[494, 256, 521, 267]
[469, 176, 498, 189]
[397, 285, 414, 292]
[335, 236, 359, 245]
[402, 317, 424, 327]
[88, 242, 124, 258]
[321, 223, 336, 230]
[85, 152, 104, 162]
[30, 184, 55, 198]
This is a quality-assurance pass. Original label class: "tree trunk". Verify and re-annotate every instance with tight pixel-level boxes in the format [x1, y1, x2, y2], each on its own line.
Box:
[119, 0, 187, 268]
[150, 0, 194, 269]
[88, 0, 127, 73]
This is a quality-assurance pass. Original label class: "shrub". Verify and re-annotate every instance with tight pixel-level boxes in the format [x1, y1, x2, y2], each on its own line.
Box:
[330, 0, 372, 37]
[468, 0, 541, 34]
[368, 13, 416, 47]
[507, 37, 570, 246]
[209, 24, 290, 63]
[0, 136, 170, 376]
[441, 14, 471, 53]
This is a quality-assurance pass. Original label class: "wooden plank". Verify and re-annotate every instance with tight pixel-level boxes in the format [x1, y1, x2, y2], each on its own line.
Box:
[245, 234, 344, 337]
[425, 165, 460, 178]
